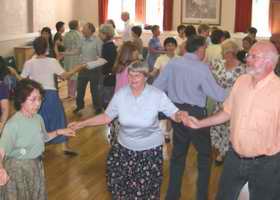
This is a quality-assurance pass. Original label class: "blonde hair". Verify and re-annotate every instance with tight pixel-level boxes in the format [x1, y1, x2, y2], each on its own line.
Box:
[221, 39, 239, 56]
[99, 24, 115, 40]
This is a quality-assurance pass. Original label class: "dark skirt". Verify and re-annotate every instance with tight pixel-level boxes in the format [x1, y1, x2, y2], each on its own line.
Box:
[0, 157, 47, 200]
[107, 143, 163, 200]
[39, 90, 67, 144]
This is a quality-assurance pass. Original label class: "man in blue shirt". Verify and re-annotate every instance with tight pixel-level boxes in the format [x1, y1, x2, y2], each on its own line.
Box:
[153, 35, 225, 200]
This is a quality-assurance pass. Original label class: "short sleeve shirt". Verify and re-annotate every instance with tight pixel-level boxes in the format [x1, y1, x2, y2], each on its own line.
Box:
[21, 57, 64, 90]
[105, 84, 178, 151]
[0, 112, 48, 159]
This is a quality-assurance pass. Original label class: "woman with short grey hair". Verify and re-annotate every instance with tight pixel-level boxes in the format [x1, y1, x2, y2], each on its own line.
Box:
[69, 61, 188, 199]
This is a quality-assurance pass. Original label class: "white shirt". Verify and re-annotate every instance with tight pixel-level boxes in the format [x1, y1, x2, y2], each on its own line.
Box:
[154, 54, 179, 72]
[105, 85, 178, 151]
[122, 20, 133, 42]
[21, 57, 64, 90]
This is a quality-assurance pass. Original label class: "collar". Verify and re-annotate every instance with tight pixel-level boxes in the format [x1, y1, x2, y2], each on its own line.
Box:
[252, 71, 277, 89]
[83, 36, 94, 41]
[128, 84, 149, 98]
[183, 53, 200, 61]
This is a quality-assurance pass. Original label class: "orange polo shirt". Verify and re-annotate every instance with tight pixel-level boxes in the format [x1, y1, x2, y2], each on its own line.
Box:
[223, 72, 280, 157]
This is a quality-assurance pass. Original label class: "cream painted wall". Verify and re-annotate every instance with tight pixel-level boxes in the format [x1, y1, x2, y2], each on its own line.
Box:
[172, 0, 235, 32]
[0, 0, 79, 56]
[0, 0, 30, 35]
[75, 0, 99, 26]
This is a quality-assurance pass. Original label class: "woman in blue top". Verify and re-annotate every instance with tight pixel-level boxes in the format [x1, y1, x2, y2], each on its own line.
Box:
[69, 62, 188, 199]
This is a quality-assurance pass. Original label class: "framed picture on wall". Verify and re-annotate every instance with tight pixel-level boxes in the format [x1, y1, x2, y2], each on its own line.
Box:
[181, 0, 221, 25]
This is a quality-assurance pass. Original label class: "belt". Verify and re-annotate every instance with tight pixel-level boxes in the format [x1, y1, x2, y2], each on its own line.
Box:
[233, 150, 268, 160]
[175, 102, 205, 109]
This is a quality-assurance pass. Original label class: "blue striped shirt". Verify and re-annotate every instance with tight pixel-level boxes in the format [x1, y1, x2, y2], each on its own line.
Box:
[153, 53, 226, 107]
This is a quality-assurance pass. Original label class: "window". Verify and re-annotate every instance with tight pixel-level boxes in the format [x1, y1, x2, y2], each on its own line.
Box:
[107, 0, 135, 31]
[145, 0, 163, 28]
[107, 0, 164, 31]
[251, 0, 270, 37]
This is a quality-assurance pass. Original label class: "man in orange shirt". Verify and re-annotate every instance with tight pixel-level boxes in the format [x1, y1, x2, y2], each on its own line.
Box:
[186, 41, 280, 200]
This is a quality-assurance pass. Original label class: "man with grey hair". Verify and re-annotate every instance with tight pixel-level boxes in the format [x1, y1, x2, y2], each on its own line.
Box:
[121, 11, 133, 42]
[73, 22, 103, 115]
[187, 41, 280, 200]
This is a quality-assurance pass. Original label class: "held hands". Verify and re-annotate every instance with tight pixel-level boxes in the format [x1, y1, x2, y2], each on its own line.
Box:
[185, 116, 202, 129]
[175, 111, 202, 129]
[175, 111, 189, 123]
[68, 122, 84, 131]
[56, 128, 76, 137]
[0, 168, 9, 186]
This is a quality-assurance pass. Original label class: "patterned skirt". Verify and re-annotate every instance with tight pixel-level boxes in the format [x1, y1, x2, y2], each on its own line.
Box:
[107, 143, 163, 200]
[0, 157, 47, 200]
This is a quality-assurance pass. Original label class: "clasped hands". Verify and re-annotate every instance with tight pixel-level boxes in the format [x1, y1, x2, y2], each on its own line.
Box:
[175, 111, 202, 129]
[68, 121, 84, 131]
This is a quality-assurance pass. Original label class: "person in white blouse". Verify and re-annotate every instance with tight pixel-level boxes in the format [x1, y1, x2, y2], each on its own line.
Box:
[120, 11, 133, 42]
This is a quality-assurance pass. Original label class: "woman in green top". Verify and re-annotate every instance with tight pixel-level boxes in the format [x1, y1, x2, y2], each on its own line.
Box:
[0, 79, 75, 200]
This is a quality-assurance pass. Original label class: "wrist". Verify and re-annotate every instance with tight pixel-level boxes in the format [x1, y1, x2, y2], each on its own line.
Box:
[56, 129, 60, 136]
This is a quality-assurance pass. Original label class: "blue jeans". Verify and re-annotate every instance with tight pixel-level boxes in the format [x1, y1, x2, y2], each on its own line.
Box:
[165, 103, 211, 200]
[216, 148, 280, 200]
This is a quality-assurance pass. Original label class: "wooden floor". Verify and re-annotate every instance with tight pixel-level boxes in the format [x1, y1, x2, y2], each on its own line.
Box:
[44, 82, 223, 200]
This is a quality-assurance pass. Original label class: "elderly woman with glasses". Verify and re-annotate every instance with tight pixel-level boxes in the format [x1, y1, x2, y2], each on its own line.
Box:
[69, 62, 188, 199]
[0, 79, 75, 200]
[210, 39, 246, 165]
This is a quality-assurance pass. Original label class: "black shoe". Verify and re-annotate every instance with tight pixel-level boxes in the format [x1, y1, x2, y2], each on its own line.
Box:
[214, 159, 224, 166]
[73, 107, 83, 114]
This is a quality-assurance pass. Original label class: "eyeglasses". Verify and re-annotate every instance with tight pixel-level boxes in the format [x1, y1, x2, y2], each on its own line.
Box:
[26, 96, 42, 103]
[245, 53, 266, 60]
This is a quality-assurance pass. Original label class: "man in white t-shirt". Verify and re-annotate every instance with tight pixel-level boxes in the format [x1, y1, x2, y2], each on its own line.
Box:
[121, 11, 133, 42]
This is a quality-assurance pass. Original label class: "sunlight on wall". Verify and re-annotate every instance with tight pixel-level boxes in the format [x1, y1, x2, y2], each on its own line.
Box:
[107, 0, 135, 31]
[251, 0, 270, 37]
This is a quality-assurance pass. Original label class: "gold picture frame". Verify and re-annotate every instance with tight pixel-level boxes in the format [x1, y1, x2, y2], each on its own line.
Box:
[181, 0, 221, 25]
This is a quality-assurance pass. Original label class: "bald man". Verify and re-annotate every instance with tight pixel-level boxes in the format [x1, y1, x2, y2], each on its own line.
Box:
[186, 41, 280, 200]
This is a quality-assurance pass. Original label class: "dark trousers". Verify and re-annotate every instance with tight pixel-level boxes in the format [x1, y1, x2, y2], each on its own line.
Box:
[165, 103, 211, 200]
[76, 70, 102, 111]
[216, 148, 280, 200]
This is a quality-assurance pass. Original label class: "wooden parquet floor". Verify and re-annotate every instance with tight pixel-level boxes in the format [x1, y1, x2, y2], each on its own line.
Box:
[44, 82, 222, 200]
